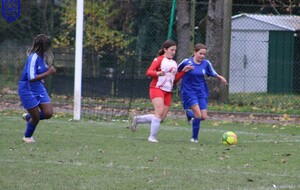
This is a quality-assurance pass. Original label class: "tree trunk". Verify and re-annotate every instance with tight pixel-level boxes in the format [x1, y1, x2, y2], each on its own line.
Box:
[206, 0, 231, 102]
[176, 0, 191, 64]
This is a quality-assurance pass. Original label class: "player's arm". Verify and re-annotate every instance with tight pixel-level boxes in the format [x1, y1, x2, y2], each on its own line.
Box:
[29, 66, 56, 82]
[206, 60, 228, 85]
[177, 58, 188, 72]
[175, 64, 194, 83]
[146, 57, 165, 77]
[216, 74, 228, 85]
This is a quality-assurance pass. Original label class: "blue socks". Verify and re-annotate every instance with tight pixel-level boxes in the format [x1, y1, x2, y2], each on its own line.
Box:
[186, 109, 194, 118]
[185, 109, 201, 140]
[192, 118, 201, 140]
[24, 122, 36, 138]
[24, 112, 45, 121]
[24, 114, 31, 121]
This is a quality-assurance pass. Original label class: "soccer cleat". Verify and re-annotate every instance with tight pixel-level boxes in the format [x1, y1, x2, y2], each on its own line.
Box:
[23, 136, 35, 143]
[190, 138, 198, 143]
[130, 116, 138, 132]
[185, 109, 192, 125]
[148, 137, 158, 143]
[22, 113, 28, 121]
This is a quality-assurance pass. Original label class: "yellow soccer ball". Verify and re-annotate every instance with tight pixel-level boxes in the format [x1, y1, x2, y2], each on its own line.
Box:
[222, 131, 238, 145]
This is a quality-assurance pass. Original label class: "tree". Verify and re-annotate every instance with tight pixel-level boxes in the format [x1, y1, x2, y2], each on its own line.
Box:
[205, 0, 231, 102]
[176, 0, 192, 63]
[232, 0, 300, 15]
[54, 0, 131, 52]
[53, 0, 133, 77]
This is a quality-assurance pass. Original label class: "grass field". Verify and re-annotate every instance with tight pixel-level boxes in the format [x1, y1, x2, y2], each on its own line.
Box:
[0, 113, 299, 190]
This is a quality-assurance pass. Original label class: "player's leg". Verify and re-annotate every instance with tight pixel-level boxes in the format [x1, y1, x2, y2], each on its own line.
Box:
[22, 93, 52, 121]
[22, 111, 47, 122]
[131, 88, 162, 132]
[183, 95, 201, 124]
[160, 91, 171, 121]
[185, 109, 194, 124]
[23, 106, 40, 143]
[190, 104, 201, 142]
[200, 109, 208, 121]
[39, 103, 53, 119]
[131, 114, 155, 132]
[190, 104, 202, 119]
[198, 98, 208, 121]
[190, 98, 208, 142]
[148, 97, 165, 142]
[38, 92, 53, 119]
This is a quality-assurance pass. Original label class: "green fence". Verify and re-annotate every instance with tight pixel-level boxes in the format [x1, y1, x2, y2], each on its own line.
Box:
[1, 0, 300, 119]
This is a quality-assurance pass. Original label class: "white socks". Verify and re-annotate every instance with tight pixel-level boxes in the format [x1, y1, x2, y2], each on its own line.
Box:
[136, 114, 155, 124]
[149, 116, 162, 139]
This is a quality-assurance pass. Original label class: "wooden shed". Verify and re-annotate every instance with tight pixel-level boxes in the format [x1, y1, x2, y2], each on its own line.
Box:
[229, 14, 300, 93]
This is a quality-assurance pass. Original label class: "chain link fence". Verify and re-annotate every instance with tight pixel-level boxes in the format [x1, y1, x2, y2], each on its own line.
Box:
[0, 0, 299, 119]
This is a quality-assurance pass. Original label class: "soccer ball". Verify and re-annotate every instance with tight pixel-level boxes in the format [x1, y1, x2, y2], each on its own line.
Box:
[222, 131, 237, 145]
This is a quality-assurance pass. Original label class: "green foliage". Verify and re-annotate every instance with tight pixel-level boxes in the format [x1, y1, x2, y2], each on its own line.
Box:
[54, 0, 132, 53]
[0, 115, 299, 189]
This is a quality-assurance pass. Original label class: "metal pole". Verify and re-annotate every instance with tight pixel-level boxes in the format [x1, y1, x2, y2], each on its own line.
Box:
[73, 0, 84, 120]
[167, 0, 177, 39]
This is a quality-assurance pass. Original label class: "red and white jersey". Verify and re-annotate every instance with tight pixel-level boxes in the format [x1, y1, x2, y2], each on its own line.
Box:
[146, 55, 178, 92]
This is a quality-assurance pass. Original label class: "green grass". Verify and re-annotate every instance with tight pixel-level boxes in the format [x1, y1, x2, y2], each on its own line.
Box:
[216, 93, 300, 115]
[0, 113, 299, 190]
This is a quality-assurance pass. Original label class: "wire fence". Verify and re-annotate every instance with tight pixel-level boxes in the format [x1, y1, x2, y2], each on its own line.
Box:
[0, 0, 300, 119]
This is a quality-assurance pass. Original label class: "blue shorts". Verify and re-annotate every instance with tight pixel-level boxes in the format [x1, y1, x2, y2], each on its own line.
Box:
[182, 95, 208, 110]
[18, 81, 51, 109]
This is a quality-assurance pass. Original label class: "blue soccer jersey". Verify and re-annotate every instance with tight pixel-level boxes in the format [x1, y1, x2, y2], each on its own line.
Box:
[20, 53, 48, 82]
[178, 57, 218, 100]
[18, 53, 50, 109]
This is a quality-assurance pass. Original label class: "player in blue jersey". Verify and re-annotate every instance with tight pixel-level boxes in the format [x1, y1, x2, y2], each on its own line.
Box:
[178, 43, 228, 143]
[18, 34, 56, 143]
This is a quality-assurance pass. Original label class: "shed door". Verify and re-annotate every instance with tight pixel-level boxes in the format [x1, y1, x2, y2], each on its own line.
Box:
[230, 31, 269, 93]
[268, 31, 294, 93]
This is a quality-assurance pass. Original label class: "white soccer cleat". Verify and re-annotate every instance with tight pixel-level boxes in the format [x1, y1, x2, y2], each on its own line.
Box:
[190, 138, 198, 143]
[148, 137, 158, 143]
[23, 137, 35, 143]
[130, 116, 138, 132]
[22, 113, 28, 121]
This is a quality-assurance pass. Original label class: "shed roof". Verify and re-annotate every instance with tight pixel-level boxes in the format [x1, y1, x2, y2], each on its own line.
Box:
[232, 13, 300, 31]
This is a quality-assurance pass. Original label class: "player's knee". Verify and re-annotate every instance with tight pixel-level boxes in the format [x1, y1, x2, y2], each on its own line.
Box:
[201, 115, 207, 121]
[156, 112, 164, 119]
[194, 113, 202, 120]
[44, 110, 53, 119]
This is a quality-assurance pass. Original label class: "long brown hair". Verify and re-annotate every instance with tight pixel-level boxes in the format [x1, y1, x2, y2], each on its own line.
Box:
[27, 34, 54, 65]
[157, 39, 176, 56]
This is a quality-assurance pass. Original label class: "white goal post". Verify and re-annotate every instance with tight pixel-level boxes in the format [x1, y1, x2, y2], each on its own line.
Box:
[73, 0, 84, 120]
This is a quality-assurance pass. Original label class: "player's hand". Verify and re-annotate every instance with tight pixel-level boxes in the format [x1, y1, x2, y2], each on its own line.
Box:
[157, 71, 165, 76]
[47, 66, 56, 74]
[219, 76, 228, 85]
[182, 64, 194, 72]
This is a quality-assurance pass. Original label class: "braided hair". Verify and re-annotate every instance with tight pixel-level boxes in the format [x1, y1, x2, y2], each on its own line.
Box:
[27, 34, 54, 65]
